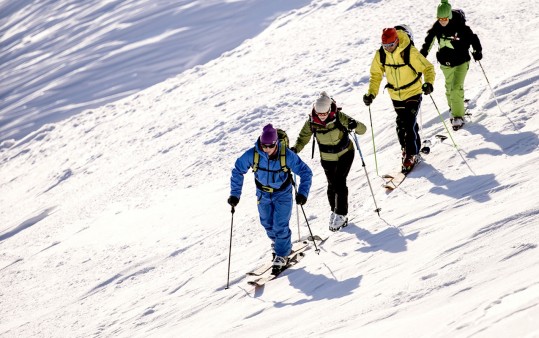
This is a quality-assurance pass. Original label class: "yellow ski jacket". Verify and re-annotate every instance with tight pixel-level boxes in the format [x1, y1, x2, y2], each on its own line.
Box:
[367, 30, 435, 101]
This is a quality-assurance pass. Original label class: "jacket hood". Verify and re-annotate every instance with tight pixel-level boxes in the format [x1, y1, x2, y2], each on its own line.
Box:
[395, 30, 411, 52]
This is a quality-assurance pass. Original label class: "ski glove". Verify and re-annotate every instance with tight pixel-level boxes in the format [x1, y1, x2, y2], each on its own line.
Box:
[347, 119, 358, 131]
[295, 194, 307, 205]
[472, 50, 482, 61]
[227, 196, 239, 207]
[290, 146, 297, 153]
[422, 83, 434, 95]
[363, 94, 374, 106]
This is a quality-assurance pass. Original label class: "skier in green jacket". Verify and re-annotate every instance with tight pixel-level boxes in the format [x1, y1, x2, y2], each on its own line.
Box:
[292, 91, 366, 232]
[420, 0, 482, 130]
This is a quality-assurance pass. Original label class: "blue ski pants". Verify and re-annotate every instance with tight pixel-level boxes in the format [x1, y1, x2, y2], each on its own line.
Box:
[256, 186, 292, 257]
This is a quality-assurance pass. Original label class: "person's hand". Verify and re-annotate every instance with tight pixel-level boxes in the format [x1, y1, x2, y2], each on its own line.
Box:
[227, 196, 239, 207]
[422, 83, 434, 95]
[472, 50, 482, 61]
[363, 94, 374, 106]
[347, 119, 358, 131]
[295, 194, 307, 205]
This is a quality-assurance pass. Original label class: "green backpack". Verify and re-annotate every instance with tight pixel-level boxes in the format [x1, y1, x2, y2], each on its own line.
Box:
[252, 128, 289, 173]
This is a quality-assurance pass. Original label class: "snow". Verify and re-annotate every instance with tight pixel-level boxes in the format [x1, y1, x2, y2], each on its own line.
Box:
[1, 0, 538, 337]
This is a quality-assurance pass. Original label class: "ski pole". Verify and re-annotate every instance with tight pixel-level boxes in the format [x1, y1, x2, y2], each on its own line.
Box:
[367, 106, 380, 176]
[298, 204, 320, 254]
[418, 105, 431, 154]
[292, 182, 320, 254]
[429, 94, 459, 148]
[351, 132, 381, 216]
[294, 173, 301, 242]
[429, 95, 476, 175]
[478, 61, 517, 130]
[225, 206, 235, 290]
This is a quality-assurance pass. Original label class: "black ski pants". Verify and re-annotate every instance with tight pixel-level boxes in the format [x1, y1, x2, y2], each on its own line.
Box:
[320, 148, 354, 216]
[392, 94, 422, 156]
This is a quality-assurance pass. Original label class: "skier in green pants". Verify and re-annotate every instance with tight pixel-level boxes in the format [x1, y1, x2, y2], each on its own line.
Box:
[420, 0, 482, 130]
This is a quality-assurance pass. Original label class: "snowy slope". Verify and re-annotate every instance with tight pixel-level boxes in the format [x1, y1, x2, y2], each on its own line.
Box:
[1, 0, 538, 337]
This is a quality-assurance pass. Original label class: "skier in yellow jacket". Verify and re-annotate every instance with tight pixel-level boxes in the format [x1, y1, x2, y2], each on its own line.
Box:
[363, 27, 435, 172]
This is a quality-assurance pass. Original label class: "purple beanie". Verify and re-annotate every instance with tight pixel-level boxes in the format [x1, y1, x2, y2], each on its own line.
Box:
[260, 124, 278, 144]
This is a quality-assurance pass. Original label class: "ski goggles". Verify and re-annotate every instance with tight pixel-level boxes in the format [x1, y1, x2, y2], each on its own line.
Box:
[438, 17, 449, 22]
[315, 107, 331, 116]
[261, 142, 277, 149]
[382, 39, 398, 49]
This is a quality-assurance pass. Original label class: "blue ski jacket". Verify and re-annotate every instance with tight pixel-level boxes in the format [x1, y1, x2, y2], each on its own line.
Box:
[230, 140, 312, 199]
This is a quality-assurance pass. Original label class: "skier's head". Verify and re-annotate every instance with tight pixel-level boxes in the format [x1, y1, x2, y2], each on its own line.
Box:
[260, 124, 277, 144]
[381, 28, 399, 52]
[313, 91, 332, 121]
[260, 124, 278, 154]
[437, 0, 452, 27]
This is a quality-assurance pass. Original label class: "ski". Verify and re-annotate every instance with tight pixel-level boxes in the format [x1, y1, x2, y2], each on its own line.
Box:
[382, 172, 407, 190]
[245, 240, 308, 277]
[307, 234, 325, 242]
[308, 234, 329, 244]
[247, 247, 308, 287]
[382, 156, 421, 190]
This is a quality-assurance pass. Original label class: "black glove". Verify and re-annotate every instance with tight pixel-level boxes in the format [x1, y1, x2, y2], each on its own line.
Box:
[422, 83, 433, 95]
[363, 94, 374, 106]
[227, 196, 239, 207]
[347, 119, 358, 131]
[290, 146, 297, 153]
[472, 50, 482, 61]
[295, 194, 307, 205]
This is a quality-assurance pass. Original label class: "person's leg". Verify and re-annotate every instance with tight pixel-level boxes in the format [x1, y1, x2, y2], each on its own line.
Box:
[271, 188, 293, 257]
[321, 159, 338, 212]
[449, 62, 469, 118]
[441, 65, 456, 112]
[395, 95, 421, 156]
[404, 95, 422, 155]
[333, 149, 354, 216]
[393, 100, 407, 151]
[257, 191, 275, 243]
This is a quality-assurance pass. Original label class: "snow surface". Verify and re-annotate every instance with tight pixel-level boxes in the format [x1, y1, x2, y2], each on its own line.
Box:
[1, 0, 538, 337]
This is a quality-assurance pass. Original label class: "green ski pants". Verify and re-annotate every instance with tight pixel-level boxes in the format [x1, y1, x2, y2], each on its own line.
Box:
[440, 61, 469, 117]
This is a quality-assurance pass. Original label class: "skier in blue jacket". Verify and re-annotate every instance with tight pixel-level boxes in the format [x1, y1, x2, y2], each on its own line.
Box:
[228, 124, 312, 274]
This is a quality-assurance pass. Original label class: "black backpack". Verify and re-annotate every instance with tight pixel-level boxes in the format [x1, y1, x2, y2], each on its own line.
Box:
[378, 25, 422, 91]
[452, 9, 466, 24]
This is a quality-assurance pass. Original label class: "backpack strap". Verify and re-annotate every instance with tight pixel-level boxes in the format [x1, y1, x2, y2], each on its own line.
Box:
[380, 44, 422, 91]
[384, 72, 423, 91]
[252, 143, 288, 173]
[252, 150, 260, 172]
[279, 144, 288, 173]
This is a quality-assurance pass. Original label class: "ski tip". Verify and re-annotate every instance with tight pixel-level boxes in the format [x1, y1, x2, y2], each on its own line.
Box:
[435, 134, 448, 141]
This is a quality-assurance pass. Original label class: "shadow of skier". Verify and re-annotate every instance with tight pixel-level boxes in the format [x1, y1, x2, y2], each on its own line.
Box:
[272, 269, 362, 307]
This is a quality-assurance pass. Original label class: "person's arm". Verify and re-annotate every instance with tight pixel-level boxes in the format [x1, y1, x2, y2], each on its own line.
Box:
[287, 150, 312, 198]
[292, 120, 314, 153]
[230, 148, 254, 198]
[419, 24, 438, 57]
[367, 50, 384, 98]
